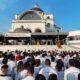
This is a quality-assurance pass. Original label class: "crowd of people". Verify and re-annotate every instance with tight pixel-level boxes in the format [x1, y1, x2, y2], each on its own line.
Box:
[0, 50, 80, 80]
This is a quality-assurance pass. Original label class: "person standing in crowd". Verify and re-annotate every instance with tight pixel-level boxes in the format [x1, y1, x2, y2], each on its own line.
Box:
[15, 52, 21, 62]
[56, 59, 64, 80]
[15, 61, 24, 80]
[39, 59, 58, 80]
[7, 54, 16, 79]
[0, 64, 13, 80]
[64, 53, 70, 69]
[50, 55, 56, 69]
[64, 59, 80, 80]
[22, 66, 34, 80]
[34, 59, 41, 77]
[17, 61, 29, 80]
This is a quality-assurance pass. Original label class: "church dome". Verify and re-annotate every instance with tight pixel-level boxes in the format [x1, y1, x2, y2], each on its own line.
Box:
[19, 11, 42, 20]
[18, 4, 44, 20]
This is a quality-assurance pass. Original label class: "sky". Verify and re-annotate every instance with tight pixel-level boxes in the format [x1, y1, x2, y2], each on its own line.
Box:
[0, 0, 80, 32]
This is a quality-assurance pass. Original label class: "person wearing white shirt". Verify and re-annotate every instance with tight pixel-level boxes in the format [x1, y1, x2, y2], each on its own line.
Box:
[7, 54, 16, 78]
[39, 59, 58, 80]
[22, 66, 34, 80]
[0, 64, 13, 80]
[56, 59, 64, 80]
[64, 59, 80, 80]
[34, 59, 41, 77]
[0, 76, 13, 80]
[50, 55, 56, 69]
[15, 61, 24, 80]
[64, 54, 70, 69]
[16, 61, 29, 80]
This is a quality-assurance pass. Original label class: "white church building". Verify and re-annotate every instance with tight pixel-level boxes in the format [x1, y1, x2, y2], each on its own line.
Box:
[9, 4, 61, 33]
[0, 4, 68, 45]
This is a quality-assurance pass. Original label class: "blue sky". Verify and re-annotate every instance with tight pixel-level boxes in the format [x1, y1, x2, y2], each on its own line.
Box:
[0, 0, 80, 32]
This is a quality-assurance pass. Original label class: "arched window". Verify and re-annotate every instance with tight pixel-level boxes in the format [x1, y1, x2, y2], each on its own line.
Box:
[46, 23, 50, 28]
[35, 29, 42, 33]
[47, 16, 50, 19]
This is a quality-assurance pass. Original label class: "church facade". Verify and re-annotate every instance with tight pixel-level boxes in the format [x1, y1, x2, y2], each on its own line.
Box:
[0, 4, 68, 45]
[9, 4, 61, 33]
